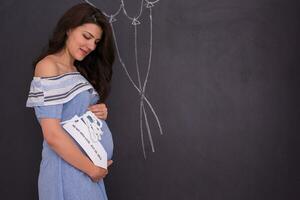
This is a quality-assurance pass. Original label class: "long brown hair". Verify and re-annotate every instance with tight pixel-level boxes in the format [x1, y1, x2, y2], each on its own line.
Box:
[34, 3, 115, 102]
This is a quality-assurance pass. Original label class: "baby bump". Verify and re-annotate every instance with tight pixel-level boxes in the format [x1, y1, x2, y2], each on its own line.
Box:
[99, 120, 114, 160]
[41, 119, 114, 164]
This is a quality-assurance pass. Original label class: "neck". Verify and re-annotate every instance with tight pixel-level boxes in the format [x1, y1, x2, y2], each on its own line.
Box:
[56, 47, 75, 69]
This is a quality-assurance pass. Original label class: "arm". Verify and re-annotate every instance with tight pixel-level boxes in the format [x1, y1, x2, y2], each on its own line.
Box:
[40, 118, 99, 176]
[34, 59, 110, 181]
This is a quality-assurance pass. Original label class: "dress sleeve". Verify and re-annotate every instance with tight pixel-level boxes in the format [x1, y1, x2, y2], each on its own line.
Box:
[34, 104, 63, 120]
[25, 73, 96, 121]
[25, 77, 64, 120]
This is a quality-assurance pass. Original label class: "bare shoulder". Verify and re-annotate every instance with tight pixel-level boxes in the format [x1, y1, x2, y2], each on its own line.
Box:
[34, 56, 60, 77]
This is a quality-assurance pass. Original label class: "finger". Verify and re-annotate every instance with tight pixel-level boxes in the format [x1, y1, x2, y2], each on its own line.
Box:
[93, 110, 106, 114]
[95, 113, 106, 119]
[91, 103, 107, 109]
[89, 108, 108, 114]
[91, 111, 107, 119]
[97, 107, 108, 113]
[88, 106, 98, 112]
[107, 160, 113, 167]
[98, 115, 107, 120]
[94, 112, 107, 119]
[99, 103, 107, 109]
[97, 104, 107, 111]
[101, 171, 108, 179]
[88, 104, 99, 110]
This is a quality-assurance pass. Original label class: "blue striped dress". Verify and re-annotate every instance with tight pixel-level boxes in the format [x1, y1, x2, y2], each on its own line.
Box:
[26, 71, 114, 200]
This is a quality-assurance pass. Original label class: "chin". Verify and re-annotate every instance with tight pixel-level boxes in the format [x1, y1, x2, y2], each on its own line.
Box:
[76, 57, 84, 61]
[75, 54, 86, 61]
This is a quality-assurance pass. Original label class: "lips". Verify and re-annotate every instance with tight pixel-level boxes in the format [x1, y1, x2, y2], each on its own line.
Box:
[79, 48, 88, 56]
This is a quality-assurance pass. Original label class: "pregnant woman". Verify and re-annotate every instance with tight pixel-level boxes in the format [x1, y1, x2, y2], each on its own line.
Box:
[26, 3, 115, 200]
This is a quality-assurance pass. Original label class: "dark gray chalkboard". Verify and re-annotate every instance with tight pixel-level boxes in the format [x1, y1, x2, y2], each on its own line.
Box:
[0, 0, 299, 199]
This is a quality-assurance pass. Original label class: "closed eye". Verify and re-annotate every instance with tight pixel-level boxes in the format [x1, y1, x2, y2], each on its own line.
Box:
[83, 34, 100, 46]
[83, 34, 91, 40]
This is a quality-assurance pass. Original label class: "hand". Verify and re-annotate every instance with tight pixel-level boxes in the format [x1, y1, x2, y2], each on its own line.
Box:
[88, 103, 108, 120]
[88, 160, 113, 182]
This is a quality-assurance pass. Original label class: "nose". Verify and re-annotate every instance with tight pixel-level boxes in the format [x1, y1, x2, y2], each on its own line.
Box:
[87, 41, 97, 52]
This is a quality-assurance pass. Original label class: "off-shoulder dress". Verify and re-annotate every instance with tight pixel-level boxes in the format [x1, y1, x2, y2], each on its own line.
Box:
[26, 71, 113, 200]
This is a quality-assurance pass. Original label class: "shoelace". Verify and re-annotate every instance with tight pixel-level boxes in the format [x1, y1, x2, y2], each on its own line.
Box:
[81, 112, 104, 143]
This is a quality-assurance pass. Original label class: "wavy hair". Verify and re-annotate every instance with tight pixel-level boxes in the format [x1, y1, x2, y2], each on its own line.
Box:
[33, 3, 115, 102]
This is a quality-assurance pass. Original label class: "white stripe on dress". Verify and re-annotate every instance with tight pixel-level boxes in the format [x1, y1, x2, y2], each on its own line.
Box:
[26, 72, 99, 107]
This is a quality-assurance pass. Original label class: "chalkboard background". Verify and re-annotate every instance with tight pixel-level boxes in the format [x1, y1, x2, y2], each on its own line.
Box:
[0, 0, 299, 199]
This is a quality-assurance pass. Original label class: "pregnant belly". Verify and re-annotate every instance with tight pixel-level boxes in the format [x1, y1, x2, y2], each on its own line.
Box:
[99, 120, 114, 160]
[43, 119, 114, 163]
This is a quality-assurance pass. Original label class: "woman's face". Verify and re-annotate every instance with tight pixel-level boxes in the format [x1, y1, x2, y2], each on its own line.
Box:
[66, 23, 102, 61]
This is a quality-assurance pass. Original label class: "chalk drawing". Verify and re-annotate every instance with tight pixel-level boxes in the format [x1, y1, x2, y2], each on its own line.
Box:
[84, 0, 163, 158]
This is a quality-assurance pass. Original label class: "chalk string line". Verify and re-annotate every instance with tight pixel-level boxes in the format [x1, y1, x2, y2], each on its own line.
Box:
[84, 0, 163, 158]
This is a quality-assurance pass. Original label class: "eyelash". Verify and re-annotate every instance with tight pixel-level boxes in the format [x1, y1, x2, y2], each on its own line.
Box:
[83, 34, 91, 40]
[83, 34, 99, 45]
